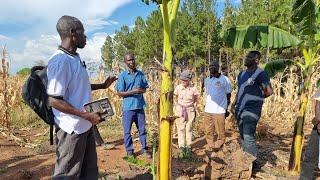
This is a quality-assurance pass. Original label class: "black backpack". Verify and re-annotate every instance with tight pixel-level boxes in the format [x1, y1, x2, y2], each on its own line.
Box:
[21, 66, 55, 145]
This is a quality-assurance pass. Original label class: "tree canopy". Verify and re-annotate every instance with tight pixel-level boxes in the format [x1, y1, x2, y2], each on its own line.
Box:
[101, 0, 297, 71]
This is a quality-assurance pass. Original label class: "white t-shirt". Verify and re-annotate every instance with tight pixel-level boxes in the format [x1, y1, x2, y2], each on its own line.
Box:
[204, 74, 232, 114]
[47, 50, 92, 135]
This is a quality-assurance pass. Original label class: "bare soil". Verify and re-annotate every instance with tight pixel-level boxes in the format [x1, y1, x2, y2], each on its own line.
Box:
[0, 119, 316, 180]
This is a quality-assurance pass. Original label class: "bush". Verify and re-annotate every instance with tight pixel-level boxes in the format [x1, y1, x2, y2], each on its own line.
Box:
[16, 68, 31, 76]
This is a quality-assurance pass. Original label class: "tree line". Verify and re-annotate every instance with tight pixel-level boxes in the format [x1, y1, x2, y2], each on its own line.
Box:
[101, 0, 295, 73]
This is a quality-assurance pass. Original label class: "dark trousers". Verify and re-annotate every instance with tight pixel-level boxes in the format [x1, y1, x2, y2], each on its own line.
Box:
[237, 112, 259, 158]
[53, 127, 98, 180]
[122, 109, 147, 153]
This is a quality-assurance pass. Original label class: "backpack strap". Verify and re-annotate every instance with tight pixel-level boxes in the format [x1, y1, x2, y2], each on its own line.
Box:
[237, 67, 263, 103]
[236, 68, 264, 115]
[31, 66, 45, 73]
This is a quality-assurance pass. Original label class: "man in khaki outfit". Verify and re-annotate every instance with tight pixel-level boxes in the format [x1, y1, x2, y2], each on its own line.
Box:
[203, 61, 232, 154]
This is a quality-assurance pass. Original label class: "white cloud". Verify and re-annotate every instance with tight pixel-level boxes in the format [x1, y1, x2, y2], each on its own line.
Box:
[78, 32, 108, 64]
[0, 0, 132, 73]
[0, 35, 10, 41]
[0, 0, 132, 33]
[9, 35, 60, 73]
[8, 33, 107, 74]
[108, 20, 119, 25]
[86, 19, 119, 32]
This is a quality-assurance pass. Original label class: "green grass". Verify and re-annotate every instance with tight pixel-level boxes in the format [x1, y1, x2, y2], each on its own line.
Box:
[96, 117, 123, 139]
[9, 103, 43, 128]
[0, 166, 7, 174]
[123, 155, 155, 177]
[122, 150, 157, 180]
[123, 155, 152, 169]
[173, 147, 202, 163]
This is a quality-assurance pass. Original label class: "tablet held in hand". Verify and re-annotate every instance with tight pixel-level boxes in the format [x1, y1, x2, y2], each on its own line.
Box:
[84, 97, 114, 121]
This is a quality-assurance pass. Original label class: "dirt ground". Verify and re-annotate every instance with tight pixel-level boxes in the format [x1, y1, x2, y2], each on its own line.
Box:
[0, 118, 316, 180]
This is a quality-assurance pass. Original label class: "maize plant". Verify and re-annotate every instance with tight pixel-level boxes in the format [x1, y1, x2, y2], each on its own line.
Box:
[0, 48, 21, 130]
[1, 47, 10, 129]
[143, 0, 180, 179]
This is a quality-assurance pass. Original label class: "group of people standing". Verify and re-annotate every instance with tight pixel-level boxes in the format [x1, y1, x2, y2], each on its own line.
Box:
[47, 15, 274, 179]
[173, 51, 273, 162]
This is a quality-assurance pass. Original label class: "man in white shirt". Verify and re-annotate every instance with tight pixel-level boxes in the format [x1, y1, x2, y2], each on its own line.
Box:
[203, 61, 232, 153]
[47, 15, 116, 179]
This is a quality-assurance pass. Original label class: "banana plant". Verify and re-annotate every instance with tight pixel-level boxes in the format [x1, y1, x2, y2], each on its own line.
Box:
[222, 25, 301, 49]
[261, 59, 294, 78]
[288, 0, 320, 173]
[288, 48, 320, 173]
[143, 0, 180, 179]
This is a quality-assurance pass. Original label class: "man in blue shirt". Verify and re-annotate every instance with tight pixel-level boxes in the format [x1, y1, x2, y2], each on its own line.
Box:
[234, 51, 273, 161]
[116, 53, 150, 158]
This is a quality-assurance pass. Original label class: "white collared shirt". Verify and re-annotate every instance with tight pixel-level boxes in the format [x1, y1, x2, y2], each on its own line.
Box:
[204, 75, 232, 114]
[47, 50, 92, 134]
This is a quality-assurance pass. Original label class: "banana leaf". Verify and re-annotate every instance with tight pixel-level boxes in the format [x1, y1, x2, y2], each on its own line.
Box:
[292, 0, 317, 35]
[222, 25, 302, 49]
[261, 59, 294, 78]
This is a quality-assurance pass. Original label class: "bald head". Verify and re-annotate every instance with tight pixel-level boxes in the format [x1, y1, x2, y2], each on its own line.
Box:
[210, 61, 219, 68]
[209, 60, 220, 74]
[56, 15, 83, 39]
[245, 50, 261, 67]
